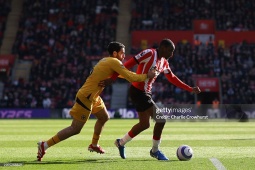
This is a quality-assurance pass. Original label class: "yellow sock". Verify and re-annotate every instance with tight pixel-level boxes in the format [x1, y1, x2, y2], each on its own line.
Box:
[92, 134, 100, 146]
[46, 135, 60, 147]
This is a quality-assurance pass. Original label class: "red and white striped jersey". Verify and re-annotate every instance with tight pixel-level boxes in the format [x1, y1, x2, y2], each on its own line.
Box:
[124, 48, 193, 93]
[131, 49, 170, 92]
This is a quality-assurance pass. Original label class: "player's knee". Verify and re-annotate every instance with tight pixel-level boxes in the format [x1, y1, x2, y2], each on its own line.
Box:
[105, 114, 110, 121]
[73, 129, 82, 135]
[140, 122, 150, 130]
[155, 122, 165, 129]
[71, 126, 82, 135]
[98, 114, 110, 123]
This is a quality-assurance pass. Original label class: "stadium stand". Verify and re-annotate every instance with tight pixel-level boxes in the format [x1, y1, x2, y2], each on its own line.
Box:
[128, 0, 255, 106]
[1, 0, 118, 108]
[147, 40, 255, 105]
[129, 0, 255, 31]
[0, 0, 254, 109]
[0, 0, 11, 47]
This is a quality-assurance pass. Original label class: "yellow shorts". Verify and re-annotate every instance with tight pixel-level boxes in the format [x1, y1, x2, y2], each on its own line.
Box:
[69, 92, 105, 123]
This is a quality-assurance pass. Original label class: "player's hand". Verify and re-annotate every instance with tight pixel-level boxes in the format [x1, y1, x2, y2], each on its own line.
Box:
[98, 78, 114, 87]
[147, 69, 157, 78]
[192, 86, 201, 94]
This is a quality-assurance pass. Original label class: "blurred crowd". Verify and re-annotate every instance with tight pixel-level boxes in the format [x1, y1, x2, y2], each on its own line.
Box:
[0, 0, 11, 46]
[147, 40, 255, 106]
[12, 0, 119, 59]
[0, 0, 255, 109]
[1, 0, 118, 108]
[130, 0, 255, 31]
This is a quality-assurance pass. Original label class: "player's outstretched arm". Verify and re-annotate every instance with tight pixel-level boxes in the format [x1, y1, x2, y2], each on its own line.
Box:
[112, 59, 156, 82]
[191, 86, 201, 94]
[98, 69, 155, 87]
[165, 71, 200, 93]
[109, 57, 138, 81]
[120, 68, 156, 82]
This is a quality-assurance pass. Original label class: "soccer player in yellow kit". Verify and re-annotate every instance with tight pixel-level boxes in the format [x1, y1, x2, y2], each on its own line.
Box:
[37, 42, 156, 161]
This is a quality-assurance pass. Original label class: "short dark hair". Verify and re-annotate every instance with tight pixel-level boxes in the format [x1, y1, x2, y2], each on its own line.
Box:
[107, 42, 125, 55]
[160, 38, 175, 51]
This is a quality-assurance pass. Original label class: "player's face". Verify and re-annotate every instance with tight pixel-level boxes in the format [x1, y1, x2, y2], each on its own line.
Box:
[116, 48, 125, 61]
[163, 46, 175, 60]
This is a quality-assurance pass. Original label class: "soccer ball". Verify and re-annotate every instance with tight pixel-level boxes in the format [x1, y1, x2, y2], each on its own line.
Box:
[176, 145, 193, 161]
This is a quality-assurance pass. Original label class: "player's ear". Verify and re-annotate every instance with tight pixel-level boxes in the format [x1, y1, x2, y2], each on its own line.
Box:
[113, 51, 117, 57]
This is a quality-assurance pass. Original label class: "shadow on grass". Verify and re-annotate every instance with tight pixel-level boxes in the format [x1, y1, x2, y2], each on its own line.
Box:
[8, 158, 176, 165]
[8, 159, 117, 165]
[229, 138, 255, 140]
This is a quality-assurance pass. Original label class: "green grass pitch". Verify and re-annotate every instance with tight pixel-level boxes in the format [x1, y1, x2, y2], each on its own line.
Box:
[0, 119, 255, 170]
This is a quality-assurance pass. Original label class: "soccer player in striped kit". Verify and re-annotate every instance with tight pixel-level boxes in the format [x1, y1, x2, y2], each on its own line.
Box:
[36, 42, 157, 161]
[112, 38, 201, 160]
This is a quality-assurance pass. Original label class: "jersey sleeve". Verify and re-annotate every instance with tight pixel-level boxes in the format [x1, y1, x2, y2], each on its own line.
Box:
[111, 58, 147, 82]
[164, 66, 193, 92]
[110, 57, 138, 81]
[134, 49, 153, 64]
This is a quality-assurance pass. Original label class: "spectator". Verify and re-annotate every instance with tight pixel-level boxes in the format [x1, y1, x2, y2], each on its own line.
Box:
[2, 0, 120, 109]
[0, 0, 11, 46]
[130, 0, 255, 31]
[1, 0, 255, 109]
[43, 94, 52, 108]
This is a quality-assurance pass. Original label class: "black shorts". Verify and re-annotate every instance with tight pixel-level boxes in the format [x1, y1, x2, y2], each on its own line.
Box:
[129, 85, 154, 112]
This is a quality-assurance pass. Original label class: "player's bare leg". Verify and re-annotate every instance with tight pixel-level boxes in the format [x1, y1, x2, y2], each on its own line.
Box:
[116, 106, 168, 160]
[57, 118, 85, 140]
[128, 109, 152, 136]
[115, 107, 151, 159]
[88, 108, 109, 154]
[149, 108, 168, 160]
[37, 118, 85, 161]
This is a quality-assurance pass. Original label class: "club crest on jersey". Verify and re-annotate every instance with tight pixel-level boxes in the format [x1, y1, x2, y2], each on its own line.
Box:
[81, 115, 86, 120]
[140, 51, 145, 57]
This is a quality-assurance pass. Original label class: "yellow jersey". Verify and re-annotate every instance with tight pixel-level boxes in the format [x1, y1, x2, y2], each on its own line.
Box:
[79, 57, 148, 101]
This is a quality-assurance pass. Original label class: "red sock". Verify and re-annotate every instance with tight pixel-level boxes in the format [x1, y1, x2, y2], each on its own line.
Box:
[128, 131, 136, 138]
[153, 135, 161, 140]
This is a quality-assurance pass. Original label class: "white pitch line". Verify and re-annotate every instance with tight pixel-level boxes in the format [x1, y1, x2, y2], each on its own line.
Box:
[210, 158, 227, 170]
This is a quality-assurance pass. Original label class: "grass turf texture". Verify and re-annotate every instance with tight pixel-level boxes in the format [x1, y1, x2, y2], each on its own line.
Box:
[0, 119, 254, 170]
